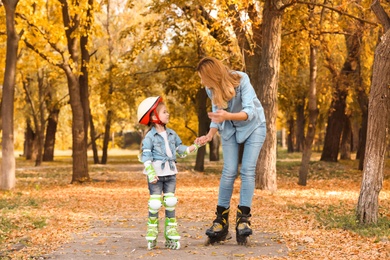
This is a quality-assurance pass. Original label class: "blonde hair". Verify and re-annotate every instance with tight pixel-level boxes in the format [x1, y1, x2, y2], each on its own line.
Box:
[197, 57, 241, 109]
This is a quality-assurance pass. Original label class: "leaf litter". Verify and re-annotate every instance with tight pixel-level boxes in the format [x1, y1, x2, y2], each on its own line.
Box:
[0, 156, 389, 259]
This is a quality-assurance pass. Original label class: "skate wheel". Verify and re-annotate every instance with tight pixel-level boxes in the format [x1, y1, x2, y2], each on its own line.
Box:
[147, 240, 156, 250]
[245, 236, 251, 246]
[165, 240, 180, 249]
[237, 236, 251, 246]
[205, 232, 232, 246]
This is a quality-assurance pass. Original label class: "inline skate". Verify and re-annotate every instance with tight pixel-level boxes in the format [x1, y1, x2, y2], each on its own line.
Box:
[164, 217, 181, 249]
[236, 206, 252, 245]
[146, 217, 159, 250]
[205, 206, 232, 245]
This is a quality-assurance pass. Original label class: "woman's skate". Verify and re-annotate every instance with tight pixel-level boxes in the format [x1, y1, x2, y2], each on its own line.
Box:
[205, 206, 232, 245]
[235, 206, 252, 245]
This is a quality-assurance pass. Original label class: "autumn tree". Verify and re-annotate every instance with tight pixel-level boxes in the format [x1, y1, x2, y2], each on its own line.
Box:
[356, 0, 390, 224]
[319, 1, 377, 163]
[20, 1, 92, 182]
[20, 68, 47, 166]
[0, 0, 20, 190]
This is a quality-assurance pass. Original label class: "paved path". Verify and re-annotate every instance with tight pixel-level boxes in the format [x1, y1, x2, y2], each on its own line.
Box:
[44, 218, 288, 259]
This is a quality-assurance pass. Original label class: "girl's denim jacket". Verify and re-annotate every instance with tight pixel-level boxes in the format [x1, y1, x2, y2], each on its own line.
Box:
[140, 127, 189, 170]
[206, 71, 266, 144]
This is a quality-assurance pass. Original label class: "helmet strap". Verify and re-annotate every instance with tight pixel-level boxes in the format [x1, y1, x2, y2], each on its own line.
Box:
[150, 109, 165, 126]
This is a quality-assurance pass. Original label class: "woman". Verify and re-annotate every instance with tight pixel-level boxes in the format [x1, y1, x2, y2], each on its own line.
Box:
[196, 57, 266, 245]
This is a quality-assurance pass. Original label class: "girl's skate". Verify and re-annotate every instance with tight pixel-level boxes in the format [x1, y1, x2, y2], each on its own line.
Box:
[236, 206, 252, 245]
[205, 206, 232, 245]
[164, 218, 181, 249]
[146, 217, 159, 250]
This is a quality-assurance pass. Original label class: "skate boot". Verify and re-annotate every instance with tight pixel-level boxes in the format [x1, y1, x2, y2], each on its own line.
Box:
[145, 217, 159, 250]
[164, 217, 181, 249]
[236, 206, 252, 245]
[205, 206, 232, 245]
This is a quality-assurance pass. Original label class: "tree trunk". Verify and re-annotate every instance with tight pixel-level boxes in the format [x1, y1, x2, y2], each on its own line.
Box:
[22, 76, 42, 164]
[60, 0, 90, 183]
[298, 38, 319, 186]
[357, 0, 390, 225]
[101, 0, 113, 165]
[295, 101, 305, 152]
[65, 68, 90, 183]
[43, 108, 60, 161]
[340, 115, 352, 160]
[35, 69, 46, 166]
[195, 88, 209, 172]
[79, 0, 94, 158]
[321, 14, 366, 162]
[287, 116, 294, 153]
[1, 0, 20, 190]
[255, 0, 282, 191]
[89, 111, 100, 164]
[24, 120, 34, 160]
[320, 81, 347, 162]
[102, 110, 113, 164]
[209, 134, 220, 161]
[343, 14, 367, 168]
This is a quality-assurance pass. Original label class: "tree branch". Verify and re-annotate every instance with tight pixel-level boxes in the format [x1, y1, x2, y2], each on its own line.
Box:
[295, 1, 378, 26]
[16, 12, 65, 54]
[133, 65, 195, 76]
[371, 0, 390, 31]
[23, 39, 62, 68]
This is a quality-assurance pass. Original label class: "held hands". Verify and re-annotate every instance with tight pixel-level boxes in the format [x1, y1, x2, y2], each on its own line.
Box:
[195, 135, 212, 147]
[145, 164, 158, 184]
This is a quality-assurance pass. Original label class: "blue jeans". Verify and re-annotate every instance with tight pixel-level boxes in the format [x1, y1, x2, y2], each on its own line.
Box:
[218, 124, 266, 208]
[148, 175, 177, 218]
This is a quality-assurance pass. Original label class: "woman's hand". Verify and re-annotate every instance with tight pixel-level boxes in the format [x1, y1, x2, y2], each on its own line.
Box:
[195, 135, 210, 146]
[208, 110, 229, 124]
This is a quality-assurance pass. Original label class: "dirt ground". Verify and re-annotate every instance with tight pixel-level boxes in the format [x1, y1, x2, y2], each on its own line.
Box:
[43, 217, 289, 259]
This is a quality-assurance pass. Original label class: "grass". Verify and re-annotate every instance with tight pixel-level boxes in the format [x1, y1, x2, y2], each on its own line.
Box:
[276, 148, 389, 241]
[315, 203, 390, 241]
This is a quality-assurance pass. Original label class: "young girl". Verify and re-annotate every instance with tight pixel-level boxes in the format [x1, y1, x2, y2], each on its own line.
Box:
[137, 96, 199, 250]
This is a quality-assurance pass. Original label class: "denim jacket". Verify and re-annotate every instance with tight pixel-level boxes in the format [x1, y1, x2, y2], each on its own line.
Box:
[206, 71, 266, 144]
[140, 127, 189, 170]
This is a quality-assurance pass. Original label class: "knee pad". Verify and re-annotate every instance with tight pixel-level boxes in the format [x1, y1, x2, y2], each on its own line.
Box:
[163, 193, 178, 211]
[148, 195, 162, 214]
